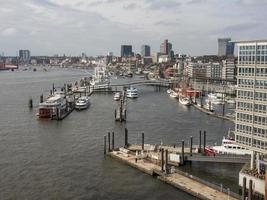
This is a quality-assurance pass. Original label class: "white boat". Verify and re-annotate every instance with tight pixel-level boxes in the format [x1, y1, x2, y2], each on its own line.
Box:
[204, 101, 214, 112]
[113, 92, 121, 101]
[167, 89, 172, 94]
[211, 137, 252, 155]
[179, 96, 191, 106]
[75, 96, 90, 110]
[38, 92, 67, 118]
[126, 87, 138, 98]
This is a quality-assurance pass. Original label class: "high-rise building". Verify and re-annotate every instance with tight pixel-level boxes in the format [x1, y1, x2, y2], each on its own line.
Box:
[19, 50, 31, 62]
[235, 40, 267, 156]
[218, 38, 234, 56]
[121, 45, 133, 57]
[141, 45, 151, 57]
[160, 39, 169, 55]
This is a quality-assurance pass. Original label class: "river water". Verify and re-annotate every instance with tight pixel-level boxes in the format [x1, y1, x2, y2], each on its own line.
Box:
[0, 67, 241, 200]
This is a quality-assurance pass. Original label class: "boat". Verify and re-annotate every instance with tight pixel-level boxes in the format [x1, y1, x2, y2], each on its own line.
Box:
[126, 87, 138, 98]
[75, 96, 90, 110]
[90, 63, 110, 88]
[209, 135, 252, 156]
[38, 92, 67, 118]
[167, 89, 172, 94]
[179, 96, 191, 106]
[113, 92, 121, 101]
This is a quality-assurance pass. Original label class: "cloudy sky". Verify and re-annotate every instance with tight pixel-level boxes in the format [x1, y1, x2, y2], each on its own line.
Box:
[0, 0, 266, 56]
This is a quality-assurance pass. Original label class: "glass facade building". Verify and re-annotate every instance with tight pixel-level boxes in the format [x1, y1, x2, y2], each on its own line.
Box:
[235, 40, 267, 155]
[121, 45, 133, 57]
[141, 45, 151, 57]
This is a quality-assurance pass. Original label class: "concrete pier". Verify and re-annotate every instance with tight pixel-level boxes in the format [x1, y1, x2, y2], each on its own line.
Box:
[109, 149, 239, 200]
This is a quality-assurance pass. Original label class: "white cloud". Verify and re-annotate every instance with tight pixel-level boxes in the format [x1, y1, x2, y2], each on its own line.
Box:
[1, 28, 17, 36]
[0, 0, 266, 56]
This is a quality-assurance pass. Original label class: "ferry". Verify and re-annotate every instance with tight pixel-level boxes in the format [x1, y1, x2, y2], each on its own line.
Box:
[38, 92, 67, 118]
[126, 87, 138, 98]
[75, 96, 90, 110]
[113, 92, 121, 101]
[207, 136, 252, 156]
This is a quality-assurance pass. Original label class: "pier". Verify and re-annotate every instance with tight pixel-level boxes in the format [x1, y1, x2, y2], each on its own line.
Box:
[115, 91, 127, 122]
[103, 129, 256, 200]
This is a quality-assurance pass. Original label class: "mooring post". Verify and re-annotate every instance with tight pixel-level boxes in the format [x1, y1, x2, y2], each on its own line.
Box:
[108, 132, 111, 152]
[50, 90, 52, 95]
[248, 179, 253, 200]
[29, 98, 33, 109]
[40, 94, 43, 103]
[165, 149, 168, 174]
[199, 130, 202, 153]
[124, 128, 128, 148]
[190, 136, 193, 157]
[181, 140, 185, 165]
[242, 177, 246, 200]
[161, 149, 164, 172]
[142, 133, 144, 151]
[52, 83, 55, 95]
[203, 130, 206, 155]
[112, 132, 114, 151]
[104, 135, 106, 155]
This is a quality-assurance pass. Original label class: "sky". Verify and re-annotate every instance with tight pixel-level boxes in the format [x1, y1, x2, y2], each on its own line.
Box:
[0, 0, 267, 56]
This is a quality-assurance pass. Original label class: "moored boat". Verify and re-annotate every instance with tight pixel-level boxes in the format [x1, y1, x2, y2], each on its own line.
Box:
[209, 136, 252, 156]
[113, 92, 121, 101]
[75, 96, 90, 110]
[38, 93, 67, 118]
[126, 87, 138, 98]
[179, 96, 191, 106]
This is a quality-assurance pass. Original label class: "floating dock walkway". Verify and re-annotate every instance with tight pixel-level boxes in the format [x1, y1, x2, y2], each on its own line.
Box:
[103, 129, 249, 200]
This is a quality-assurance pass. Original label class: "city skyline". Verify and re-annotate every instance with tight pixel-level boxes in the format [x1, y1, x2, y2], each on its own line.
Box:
[1, 0, 267, 56]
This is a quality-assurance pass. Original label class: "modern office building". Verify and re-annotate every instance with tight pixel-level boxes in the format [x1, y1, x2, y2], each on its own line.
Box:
[19, 50, 31, 62]
[141, 45, 151, 57]
[222, 59, 236, 80]
[187, 63, 207, 79]
[218, 38, 234, 56]
[206, 62, 222, 79]
[121, 45, 133, 57]
[235, 40, 267, 156]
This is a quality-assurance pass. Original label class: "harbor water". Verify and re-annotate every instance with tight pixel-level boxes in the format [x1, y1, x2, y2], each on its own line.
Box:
[0, 68, 241, 200]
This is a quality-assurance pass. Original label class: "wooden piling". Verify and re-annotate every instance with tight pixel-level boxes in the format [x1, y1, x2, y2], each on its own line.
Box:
[40, 94, 43, 103]
[190, 136, 193, 157]
[142, 133, 144, 151]
[29, 98, 33, 109]
[203, 131, 206, 155]
[112, 132, 114, 151]
[248, 179, 253, 200]
[104, 135, 106, 155]
[161, 149, 164, 172]
[124, 128, 128, 148]
[108, 132, 111, 152]
[199, 130, 202, 153]
[242, 177, 246, 200]
[181, 140, 185, 165]
[165, 149, 168, 174]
